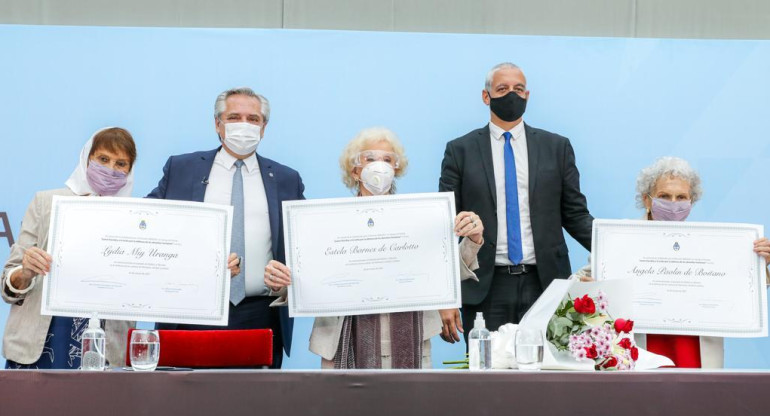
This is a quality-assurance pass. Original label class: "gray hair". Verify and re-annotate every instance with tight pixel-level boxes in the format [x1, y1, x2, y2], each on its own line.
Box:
[214, 87, 271, 124]
[485, 62, 521, 90]
[635, 156, 703, 209]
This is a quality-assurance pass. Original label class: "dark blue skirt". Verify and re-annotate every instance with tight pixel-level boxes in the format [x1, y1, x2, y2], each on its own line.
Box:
[5, 316, 89, 369]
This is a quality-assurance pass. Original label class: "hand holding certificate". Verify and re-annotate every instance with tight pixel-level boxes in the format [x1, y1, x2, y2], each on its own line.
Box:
[42, 196, 233, 326]
[282, 192, 461, 317]
[592, 219, 767, 337]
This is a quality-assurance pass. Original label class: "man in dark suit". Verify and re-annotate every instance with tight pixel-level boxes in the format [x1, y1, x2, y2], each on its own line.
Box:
[439, 63, 593, 341]
[147, 87, 304, 368]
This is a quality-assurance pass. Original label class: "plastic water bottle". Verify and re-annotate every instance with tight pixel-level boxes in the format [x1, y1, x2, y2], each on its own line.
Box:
[81, 316, 106, 371]
[468, 312, 491, 370]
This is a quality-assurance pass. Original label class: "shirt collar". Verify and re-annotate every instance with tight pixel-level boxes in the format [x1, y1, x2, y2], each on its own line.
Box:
[217, 148, 259, 173]
[489, 121, 525, 141]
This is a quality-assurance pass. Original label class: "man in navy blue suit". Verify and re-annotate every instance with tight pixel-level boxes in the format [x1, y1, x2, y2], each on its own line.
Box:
[147, 87, 304, 368]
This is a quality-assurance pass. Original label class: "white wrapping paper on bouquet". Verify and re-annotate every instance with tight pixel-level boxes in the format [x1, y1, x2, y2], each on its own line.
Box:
[508, 278, 674, 370]
[490, 323, 518, 369]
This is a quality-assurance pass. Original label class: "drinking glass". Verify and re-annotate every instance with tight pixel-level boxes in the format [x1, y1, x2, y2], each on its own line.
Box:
[130, 330, 160, 371]
[514, 327, 544, 371]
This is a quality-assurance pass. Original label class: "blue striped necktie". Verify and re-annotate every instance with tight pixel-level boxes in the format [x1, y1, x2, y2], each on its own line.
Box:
[230, 159, 246, 305]
[503, 131, 524, 265]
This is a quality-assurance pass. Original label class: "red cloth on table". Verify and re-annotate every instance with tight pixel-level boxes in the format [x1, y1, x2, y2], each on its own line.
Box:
[646, 334, 701, 368]
[125, 329, 273, 368]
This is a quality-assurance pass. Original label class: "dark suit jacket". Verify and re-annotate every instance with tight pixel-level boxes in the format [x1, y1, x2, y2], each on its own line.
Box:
[146, 147, 305, 355]
[439, 124, 593, 305]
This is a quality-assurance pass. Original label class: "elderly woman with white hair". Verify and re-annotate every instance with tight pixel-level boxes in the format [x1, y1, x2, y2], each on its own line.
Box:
[265, 127, 485, 369]
[575, 156, 770, 368]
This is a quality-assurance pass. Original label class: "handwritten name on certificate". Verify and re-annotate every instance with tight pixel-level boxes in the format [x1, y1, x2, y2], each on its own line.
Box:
[42, 196, 233, 326]
[283, 192, 461, 317]
[592, 219, 767, 337]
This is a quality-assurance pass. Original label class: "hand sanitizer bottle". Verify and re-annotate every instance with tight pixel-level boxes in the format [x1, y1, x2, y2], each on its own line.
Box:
[468, 312, 491, 370]
[81, 315, 106, 371]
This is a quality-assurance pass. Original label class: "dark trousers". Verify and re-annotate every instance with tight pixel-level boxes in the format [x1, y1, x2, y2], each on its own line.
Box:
[157, 296, 283, 368]
[462, 266, 543, 347]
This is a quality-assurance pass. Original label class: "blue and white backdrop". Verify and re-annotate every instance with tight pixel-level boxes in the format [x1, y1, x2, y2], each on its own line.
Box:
[0, 24, 768, 369]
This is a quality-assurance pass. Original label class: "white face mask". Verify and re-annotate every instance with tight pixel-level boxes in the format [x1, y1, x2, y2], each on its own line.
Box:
[360, 161, 395, 195]
[222, 122, 261, 156]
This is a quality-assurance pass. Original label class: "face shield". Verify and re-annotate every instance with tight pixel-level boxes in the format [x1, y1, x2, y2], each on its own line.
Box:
[352, 150, 401, 169]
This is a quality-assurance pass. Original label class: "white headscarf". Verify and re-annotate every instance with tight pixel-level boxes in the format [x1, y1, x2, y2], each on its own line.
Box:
[64, 127, 135, 197]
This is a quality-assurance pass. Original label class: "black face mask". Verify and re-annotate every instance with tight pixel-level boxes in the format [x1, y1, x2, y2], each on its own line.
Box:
[488, 91, 527, 122]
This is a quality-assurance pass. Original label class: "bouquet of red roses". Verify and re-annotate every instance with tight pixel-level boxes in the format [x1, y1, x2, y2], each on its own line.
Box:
[547, 291, 639, 371]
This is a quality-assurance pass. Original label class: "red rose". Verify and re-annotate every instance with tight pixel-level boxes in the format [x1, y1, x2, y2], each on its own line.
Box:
[585, 345, 598, 359]
[602, 356, 618, 369]
[574, 295, 596, 314]
[618, 338, 632, 349]
[614, 318, 634, 333]
[630, 347, 639, 361]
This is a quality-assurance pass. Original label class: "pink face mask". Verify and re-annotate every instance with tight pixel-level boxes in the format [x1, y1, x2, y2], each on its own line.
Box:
[86, 161, 128, 196]
[651, 197, 692, 221]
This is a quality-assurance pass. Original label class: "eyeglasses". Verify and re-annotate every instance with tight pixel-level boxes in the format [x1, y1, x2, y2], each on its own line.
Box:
[648, 193, 691, 202]
[352, 150, 400, 168]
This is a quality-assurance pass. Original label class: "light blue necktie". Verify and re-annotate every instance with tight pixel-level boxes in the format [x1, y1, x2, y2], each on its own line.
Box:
[230, 159, 246, 305]
[503, 132, 524, 265]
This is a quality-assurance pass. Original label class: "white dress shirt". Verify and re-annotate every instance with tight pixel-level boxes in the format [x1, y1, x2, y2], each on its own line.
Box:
[489, 121, 536, 265]
[204, 149, 272, 296]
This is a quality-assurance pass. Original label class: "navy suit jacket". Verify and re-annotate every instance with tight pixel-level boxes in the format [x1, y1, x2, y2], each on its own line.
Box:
[146, 147, 305, 355]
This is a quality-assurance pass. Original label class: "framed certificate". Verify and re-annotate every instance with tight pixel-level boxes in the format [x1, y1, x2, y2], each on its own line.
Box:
[42, 196, 233, 326]
[592, 219, 767, 337]
[283, 192, 460, 317]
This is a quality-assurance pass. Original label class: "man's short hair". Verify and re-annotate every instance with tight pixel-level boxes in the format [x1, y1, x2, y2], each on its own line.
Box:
[214, 87, 271, 123]
[485, 62, 521, 91]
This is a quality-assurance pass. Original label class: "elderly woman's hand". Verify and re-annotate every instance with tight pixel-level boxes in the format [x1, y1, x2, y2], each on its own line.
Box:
[21, 247, 52, 277]
[755, 238, 770, 264]
[264, 260, 292, 292]
[227, 253, 241, 277]
[455, 211, 484, 245]
[9, 247, 52, 291]
[439, 308, 463, 343]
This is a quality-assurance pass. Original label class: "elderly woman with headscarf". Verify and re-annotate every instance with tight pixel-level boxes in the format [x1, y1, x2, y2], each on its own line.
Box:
[1, 127, 139, 369]
[265, 127, 485, 369]
[2, 127, 243, 370]
[575, 156, 770, 368]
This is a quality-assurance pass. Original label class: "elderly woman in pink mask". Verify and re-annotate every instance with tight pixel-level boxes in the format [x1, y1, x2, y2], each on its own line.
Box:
[575, 156, 770, 368]
[1, 127, 138, 369]
[1, 127, 239, 369]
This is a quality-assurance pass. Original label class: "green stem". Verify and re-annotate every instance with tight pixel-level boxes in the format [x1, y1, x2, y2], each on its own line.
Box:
[442, 360, 469, 364]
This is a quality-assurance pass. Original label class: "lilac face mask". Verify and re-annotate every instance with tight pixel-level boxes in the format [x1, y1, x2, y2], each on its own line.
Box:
[86, 161, 128, 196]
[651, 197, 692, 221]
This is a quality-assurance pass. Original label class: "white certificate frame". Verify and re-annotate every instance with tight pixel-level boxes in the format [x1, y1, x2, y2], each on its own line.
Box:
[592, 219, 767, 337]
[283, 192, 461, 317]
[42, 196, 233, 326]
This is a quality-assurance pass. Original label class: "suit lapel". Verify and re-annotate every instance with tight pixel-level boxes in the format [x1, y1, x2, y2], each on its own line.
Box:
[258, 154, 280, 257]
[525, 123, 540, 195]
[191, 149, 219, 202]
[475, 125, 497, 205]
